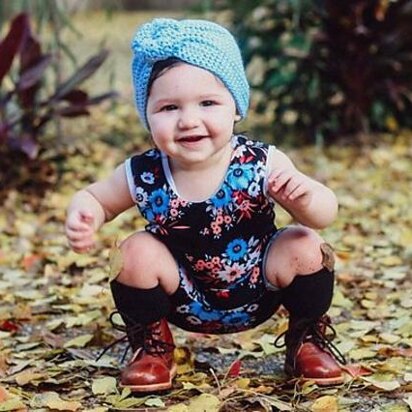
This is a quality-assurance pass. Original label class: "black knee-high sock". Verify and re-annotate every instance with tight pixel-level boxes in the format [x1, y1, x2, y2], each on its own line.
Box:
[281, 268, 334, 320]
[110, 279, 171, 325]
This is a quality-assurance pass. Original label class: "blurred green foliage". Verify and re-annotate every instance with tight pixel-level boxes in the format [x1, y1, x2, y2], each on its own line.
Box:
[0, 6, 116, 195]
[215, 0, 412, 145]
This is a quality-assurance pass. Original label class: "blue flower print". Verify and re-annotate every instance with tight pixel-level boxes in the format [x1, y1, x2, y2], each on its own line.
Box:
[149, 188, 170, 215]
[223, 310, 250, 326]
[188, 301, 222, 322]
[143, 208, 155, 222]
[141, 172, 155, 184]
[211, 184, 233, 208]
[146, 149, 160, 159]
[225, 238, 248, 261]
[227, 163, 254, 190]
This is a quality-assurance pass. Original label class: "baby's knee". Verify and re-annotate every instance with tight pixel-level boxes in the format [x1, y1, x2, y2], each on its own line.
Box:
[283, 226, 334, 271]
[283, 225, 323, 248]
[119, 232, 159, 274]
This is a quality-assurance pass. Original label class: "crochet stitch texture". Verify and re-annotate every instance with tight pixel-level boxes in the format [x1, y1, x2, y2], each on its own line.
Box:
[131, 18, 250, 129]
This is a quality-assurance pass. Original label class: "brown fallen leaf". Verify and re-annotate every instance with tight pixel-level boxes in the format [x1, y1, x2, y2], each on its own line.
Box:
[0, 384, 8, 402]
[14, 368, 48, 386]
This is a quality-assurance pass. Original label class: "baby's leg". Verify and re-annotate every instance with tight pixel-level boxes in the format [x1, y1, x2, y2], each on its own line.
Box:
[264, 225, 330, 288]
[264, 225, 344, 385]
[109, 232, 179, 392]
[115, 231, 180, 294]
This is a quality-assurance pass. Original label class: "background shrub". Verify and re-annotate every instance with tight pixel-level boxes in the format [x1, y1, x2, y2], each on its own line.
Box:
[214, 0, 412, 145]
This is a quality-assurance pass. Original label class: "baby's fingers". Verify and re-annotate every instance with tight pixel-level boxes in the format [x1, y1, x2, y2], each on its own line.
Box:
[268, 170, 291, 193]
[286, 183, 307, 200]
[66, 227, 93, 241]
[66, 212, 94, 231]
[80, 211, 94, 225]
[69, 237, 95, 253]
[65, 221, 91, 233]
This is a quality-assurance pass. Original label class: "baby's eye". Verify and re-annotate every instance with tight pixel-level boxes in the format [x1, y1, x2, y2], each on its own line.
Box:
[201, 100, 217, 107]
[160, 104, 178, 111]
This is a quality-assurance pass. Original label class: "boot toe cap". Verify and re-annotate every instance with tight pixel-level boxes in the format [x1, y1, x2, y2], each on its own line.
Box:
[291, 342, 343, 384]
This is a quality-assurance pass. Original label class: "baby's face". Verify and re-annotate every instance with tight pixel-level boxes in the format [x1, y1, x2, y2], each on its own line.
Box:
[146, 63, 238, 168]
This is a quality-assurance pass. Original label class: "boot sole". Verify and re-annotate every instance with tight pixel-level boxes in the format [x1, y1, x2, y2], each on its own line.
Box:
[287, 374, 344, 386]
[285, 366, 344, 386]
[301, 375, 344, 385]
[120, 363, 177, 393]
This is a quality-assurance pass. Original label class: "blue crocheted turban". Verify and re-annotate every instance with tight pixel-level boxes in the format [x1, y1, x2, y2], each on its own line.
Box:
[131, 18, 250, 129]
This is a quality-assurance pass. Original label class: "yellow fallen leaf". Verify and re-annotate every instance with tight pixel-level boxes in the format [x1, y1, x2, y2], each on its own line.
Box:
[167, 404, 189, 412]
[187, 393, 220, 412]
[360, 299, 375, 309]
[349, 348, 377, 360]
[379, 332, 401, 344]
[0, 397, 27, 411]
[64, 334, 93, 348]
[404, 394, 412, 409]
[78, 284, 104, 299]
[14, 290, 44, 300]
[267, 397, 294, 411]
[379, 256, 403, 267]
[92, 377, 117, 395]
[108, 243, 123, 280]
[311, 395, 338, 412]
[145, 397, 165, 407]
[400, 295, 412, 308]
[14, 369, 46, 386]
[56, 251, 98, 271]
[235, 377, 250, 389]
[30, 392, 81, 411]
[362, 376, 401, 391]
[83, 409, 108, 412]
[404, 372, 412, 382]
[332, 289, 353, 308]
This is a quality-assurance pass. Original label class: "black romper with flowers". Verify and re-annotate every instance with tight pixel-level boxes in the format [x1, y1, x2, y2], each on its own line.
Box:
[125, 135, 282, 334]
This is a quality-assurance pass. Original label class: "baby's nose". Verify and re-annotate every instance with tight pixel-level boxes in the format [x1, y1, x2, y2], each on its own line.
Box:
[177, 108, 200, 129]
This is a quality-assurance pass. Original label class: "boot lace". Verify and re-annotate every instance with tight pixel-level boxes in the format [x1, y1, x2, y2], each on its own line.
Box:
[96, 311, 174, 362]
[274, 316, 347, 366]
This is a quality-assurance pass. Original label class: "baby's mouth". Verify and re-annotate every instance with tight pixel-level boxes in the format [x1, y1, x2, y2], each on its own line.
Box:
[178, 135, 207, 143]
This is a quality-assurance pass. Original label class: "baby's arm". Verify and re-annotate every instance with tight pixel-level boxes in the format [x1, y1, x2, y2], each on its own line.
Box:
[267, 148, 338, 229]
[65, 164, 134, 253]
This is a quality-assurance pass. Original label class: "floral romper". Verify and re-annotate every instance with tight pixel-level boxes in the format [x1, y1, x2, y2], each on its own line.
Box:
[125, 135, 282, 334]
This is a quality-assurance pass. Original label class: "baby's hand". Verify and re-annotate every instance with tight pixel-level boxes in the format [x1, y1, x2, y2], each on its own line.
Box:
[267, 168, 314, 210]
[65, 210, 96, 253]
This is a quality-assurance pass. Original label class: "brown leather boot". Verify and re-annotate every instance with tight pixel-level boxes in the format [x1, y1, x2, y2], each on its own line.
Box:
[280, 315, 346, 385]
[120, 318, 176, 392]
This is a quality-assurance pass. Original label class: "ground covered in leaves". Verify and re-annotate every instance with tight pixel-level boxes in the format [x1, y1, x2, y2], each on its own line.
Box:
[0, 121, 412, 411]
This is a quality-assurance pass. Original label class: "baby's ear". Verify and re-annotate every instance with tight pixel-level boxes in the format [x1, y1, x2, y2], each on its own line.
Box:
[234, 114, 241, 122]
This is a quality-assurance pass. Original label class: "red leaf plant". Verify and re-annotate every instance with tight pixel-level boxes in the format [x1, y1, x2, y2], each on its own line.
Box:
[0, 12, 116, 159]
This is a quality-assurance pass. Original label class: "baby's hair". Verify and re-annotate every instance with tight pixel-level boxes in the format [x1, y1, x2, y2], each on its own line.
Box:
[148, 57, 183, 95]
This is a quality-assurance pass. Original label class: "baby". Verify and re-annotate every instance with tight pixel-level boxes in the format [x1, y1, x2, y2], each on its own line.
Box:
[65, 18, 344, 392]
